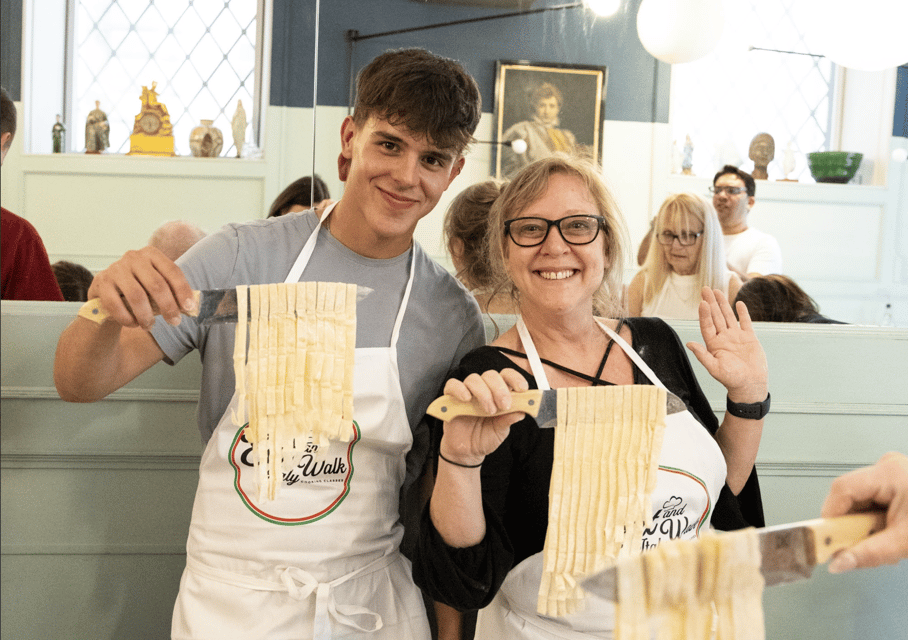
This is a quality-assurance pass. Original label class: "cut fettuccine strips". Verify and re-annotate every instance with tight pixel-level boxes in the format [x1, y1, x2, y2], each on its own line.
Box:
[231, 282, 358, 501]
[537, 385, 667, 617]
[613, 527, 765, 640]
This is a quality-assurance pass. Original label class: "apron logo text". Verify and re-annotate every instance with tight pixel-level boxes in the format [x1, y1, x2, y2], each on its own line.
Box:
[229, 422, 361, 525]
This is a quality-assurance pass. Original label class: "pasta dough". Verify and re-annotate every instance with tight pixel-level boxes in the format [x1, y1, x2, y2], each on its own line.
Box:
[614, 528, 765, 640]
[232, 282, 357, 501]
[537, 385, 667, 616]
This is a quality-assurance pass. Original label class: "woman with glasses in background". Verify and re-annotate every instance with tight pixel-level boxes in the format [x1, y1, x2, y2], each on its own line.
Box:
[628, 192, 741, 320]
[412, 155, 767, 639]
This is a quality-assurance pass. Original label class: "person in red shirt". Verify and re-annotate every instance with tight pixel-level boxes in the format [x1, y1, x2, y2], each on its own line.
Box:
[1, 85, 63, 301]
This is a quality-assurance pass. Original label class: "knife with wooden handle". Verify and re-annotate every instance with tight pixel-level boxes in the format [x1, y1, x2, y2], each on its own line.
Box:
[580, 511, 888, 601]
[426, 387, 687, 428]
[78, 286, 372, 326]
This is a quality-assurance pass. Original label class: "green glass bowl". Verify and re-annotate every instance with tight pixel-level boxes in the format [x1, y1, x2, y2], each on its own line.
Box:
[807, 151, 863, 184]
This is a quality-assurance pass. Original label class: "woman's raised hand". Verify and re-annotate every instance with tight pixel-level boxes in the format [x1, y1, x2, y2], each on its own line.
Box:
[686, 287, 768, 404]
[438, 368, 529, 467]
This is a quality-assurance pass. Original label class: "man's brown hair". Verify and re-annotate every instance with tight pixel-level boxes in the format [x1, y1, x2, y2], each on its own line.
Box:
[352, 48, 481, 154]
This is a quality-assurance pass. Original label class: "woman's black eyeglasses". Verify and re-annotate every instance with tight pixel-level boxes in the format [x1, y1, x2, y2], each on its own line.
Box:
[657, 230, 704, 246]
[505, 215, 606, 247]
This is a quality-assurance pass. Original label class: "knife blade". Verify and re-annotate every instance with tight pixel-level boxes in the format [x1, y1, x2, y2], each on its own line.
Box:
[580, 511, 887, 602]
[425, 387, 687, 428]
[78, 286, 372, 326]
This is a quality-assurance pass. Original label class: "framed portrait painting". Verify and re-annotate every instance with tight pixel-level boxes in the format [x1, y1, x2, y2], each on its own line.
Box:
[494, 60, 608, 179]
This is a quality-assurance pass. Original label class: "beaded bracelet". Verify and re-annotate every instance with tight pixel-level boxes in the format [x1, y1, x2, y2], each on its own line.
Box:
[439, 451, 483, 469]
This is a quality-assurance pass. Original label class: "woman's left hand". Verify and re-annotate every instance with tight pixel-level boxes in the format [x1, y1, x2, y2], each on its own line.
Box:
[686, 287, 768, 403]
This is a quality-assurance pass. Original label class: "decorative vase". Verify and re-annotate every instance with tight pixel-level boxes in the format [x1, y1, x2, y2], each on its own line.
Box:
[189, 120, 223, 158]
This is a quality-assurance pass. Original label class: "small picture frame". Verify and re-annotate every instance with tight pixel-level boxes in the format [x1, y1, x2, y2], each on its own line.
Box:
[494, 60, 608, 179]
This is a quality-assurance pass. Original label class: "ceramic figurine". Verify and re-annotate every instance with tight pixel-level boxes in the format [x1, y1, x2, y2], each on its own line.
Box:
[52, 115, 65, 153]
[189, 120, 224, 157]
[232, 99, 247, 158]
[781, 141, 797, 181]
[682, 135, 694, 175]
[85, 100, 109, 154]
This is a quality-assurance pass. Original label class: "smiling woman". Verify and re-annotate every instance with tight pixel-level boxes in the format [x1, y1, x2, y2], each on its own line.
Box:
[412, 153, 769, 639]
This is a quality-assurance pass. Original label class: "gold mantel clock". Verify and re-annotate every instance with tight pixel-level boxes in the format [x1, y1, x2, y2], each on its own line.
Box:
[128, 82, 176, 156]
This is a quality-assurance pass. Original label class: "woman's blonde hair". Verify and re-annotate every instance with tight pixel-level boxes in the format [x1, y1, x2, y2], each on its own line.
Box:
[484, 153, 628, 318]
[641, 192, 726, 304]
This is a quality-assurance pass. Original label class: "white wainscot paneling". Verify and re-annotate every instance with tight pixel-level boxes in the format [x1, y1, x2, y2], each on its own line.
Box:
[22, 161, 265, 272]
[754, 199, 883, 282]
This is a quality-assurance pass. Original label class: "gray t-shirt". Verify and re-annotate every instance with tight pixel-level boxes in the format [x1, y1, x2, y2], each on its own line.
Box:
[150, 210, 485, 455]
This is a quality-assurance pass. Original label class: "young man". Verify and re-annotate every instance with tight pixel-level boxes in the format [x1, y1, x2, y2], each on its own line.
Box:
[1, 85, 65, 301]
[54, 48, 484, 639]
[711, 164, 783, 280]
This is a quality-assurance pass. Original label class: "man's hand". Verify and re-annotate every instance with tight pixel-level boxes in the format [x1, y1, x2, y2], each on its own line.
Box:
[822, 452, 908, 573]
[87, 246, 196, 329]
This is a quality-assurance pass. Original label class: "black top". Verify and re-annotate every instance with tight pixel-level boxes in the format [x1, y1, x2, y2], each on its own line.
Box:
[411, 317, 764, 610]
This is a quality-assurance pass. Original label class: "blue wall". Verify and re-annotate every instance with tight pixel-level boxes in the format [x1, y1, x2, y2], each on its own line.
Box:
[302, 0, 669, 122]
[895, 65, 908, 138]
[1, 0, 22, 98]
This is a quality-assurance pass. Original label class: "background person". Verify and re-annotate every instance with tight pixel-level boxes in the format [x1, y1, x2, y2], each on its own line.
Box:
[54, 47, 483, 640]
[147, 220, 207, 261]
[413, 154, 768, 638]
[52, 260, 94, 302]
[501, 82, 576, 178]
[267, 174, 333, 218]
[711, 164, 782, 280]
[628, 192, 741, 319]
[443, 178, 513, 314]
[733, 274, 845, 324]
[1, 85, 64, 302]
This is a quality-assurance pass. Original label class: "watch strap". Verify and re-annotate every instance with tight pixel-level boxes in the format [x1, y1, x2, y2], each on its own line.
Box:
[726, 393, 770, 420]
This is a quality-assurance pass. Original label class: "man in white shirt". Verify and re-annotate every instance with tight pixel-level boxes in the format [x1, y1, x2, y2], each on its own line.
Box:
[711, 164, 782, 280]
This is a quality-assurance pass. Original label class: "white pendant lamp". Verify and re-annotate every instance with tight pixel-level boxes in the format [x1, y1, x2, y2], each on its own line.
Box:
[799, 0, 908, 71]
[636, 0, 724, 64]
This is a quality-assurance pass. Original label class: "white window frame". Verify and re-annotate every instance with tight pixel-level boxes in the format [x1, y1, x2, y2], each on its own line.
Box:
[665, 0, 899, 187]
[21, 0, 269, 157]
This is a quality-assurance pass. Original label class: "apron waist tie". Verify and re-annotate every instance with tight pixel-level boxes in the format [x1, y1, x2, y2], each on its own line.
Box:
[186, 553, 394, 639]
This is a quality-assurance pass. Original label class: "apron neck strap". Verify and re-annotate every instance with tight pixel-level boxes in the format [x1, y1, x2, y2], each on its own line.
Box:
[284, 203, 337, 285]
[284, 202, 415, 351]
[517, 315, 668, 391]
[595, 319, 666, 390]
[516, 316, 550, 390]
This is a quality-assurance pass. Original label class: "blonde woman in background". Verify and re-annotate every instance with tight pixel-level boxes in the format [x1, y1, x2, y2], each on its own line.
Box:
[628, 192, 741, 319]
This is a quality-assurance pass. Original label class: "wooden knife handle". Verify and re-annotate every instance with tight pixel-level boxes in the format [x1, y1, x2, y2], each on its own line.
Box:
[78, 298, 110, 324]
[811, 511, 888, 564]
[77, 291, 199, 325]
[426, 389, 543, 421]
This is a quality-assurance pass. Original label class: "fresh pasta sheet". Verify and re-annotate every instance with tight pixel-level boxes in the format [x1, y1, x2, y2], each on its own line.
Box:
[538, 385, 667, 616]
[232, 282, 357, 501]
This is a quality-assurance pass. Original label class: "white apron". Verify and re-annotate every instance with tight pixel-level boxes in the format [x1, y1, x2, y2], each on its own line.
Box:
[475, 317, 727, 640]
[172, 204, 430, 640]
